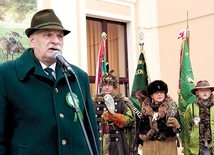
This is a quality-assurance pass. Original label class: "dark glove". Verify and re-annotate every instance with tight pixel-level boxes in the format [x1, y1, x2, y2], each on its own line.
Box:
[166, 117, 180, 130]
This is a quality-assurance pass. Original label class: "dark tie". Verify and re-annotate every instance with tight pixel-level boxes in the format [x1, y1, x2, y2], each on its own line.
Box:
[44, 68, 55, 80]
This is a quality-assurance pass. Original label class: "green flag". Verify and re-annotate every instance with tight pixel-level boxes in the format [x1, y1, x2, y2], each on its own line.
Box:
[130, 52, 150, 122]
[177, 29, 195, 143]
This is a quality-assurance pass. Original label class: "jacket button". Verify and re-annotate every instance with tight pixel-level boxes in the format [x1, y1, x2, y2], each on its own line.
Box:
[62, 139, 67, 145]
[60, 113, 64, 118]
[55, 88, 59, 93]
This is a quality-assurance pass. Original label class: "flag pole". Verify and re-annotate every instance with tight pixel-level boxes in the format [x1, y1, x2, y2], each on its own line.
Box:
[139, 31, 144, 52]
[186, 11, 190, 56]
[101, 32, 107, 42]
[139, 31, 151, 83]
[95, 32, 107, 95]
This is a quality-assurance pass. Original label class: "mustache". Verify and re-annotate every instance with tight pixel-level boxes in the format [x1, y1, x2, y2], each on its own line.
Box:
[47, 44, 62, 51]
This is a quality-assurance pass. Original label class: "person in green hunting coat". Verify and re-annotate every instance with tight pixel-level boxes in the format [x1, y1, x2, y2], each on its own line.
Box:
[0, 9, 100, 155]
[184, 80, 214, 155]
[92, 70, 136, 155]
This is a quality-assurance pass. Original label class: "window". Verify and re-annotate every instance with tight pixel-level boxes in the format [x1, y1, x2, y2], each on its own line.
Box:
[86, 17, 129, 96]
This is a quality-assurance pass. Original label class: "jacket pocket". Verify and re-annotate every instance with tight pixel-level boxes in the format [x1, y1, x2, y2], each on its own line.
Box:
[18, 145, 28, 155]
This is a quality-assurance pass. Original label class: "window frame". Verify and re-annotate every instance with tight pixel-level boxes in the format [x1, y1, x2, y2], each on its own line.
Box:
[86, 17, 129, 96]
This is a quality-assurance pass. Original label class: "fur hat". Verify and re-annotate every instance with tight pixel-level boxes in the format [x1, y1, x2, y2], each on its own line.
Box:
[25, 9, 70, 38]
[100, 70, 119, 88]
[191, 80, 214, 95]
[146, 80, 168, 96]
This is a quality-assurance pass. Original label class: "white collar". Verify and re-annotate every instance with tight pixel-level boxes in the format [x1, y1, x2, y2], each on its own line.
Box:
[40, 62, 56, 71]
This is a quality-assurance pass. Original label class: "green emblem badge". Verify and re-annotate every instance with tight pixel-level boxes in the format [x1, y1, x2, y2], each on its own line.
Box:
[66, 92, 83, 122]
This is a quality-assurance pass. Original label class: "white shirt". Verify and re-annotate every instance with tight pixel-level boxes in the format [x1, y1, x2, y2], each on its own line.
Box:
[40, 62, 56, 79]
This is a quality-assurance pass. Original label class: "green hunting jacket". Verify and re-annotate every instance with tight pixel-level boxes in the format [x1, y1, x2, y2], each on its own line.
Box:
[183, 101, 214, 155]
[0, 48, 100, 155]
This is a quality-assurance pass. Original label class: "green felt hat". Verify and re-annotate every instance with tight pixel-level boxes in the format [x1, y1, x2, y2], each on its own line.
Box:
[25, 9, 70, 37]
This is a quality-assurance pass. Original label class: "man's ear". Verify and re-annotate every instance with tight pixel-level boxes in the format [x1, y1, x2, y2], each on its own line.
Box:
[29, 35, 35, 48]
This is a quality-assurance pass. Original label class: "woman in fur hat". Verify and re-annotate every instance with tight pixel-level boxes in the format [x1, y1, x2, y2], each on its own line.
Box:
[184, 80, 214, 155]
[136, 80, 181, 155]
[92, 70, 136, 155]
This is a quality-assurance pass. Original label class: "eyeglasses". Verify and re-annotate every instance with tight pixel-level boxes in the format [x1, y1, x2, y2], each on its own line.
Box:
[153, 91, 165, 94]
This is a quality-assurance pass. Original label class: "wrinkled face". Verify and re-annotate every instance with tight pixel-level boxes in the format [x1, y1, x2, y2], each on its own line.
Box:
[195, 88, 212, 100]
[29, 29, 64, 66]
[150, 91, 165, 103]
[102, 84, 115, 95]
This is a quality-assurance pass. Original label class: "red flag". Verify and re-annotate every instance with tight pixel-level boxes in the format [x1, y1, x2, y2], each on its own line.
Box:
[95, 39, 105, 94]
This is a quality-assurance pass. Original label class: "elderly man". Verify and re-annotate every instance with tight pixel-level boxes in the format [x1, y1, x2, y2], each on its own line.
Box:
[0, 9, 100, 155]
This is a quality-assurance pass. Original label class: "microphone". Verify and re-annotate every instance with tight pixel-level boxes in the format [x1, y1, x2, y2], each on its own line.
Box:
[52, 51, 74, 74]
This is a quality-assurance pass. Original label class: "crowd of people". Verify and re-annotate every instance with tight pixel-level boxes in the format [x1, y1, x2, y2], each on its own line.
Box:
[0, 8, 213, 155]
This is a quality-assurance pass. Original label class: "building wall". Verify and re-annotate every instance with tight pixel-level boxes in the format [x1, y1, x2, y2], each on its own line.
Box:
[156, 0, 214, 102]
